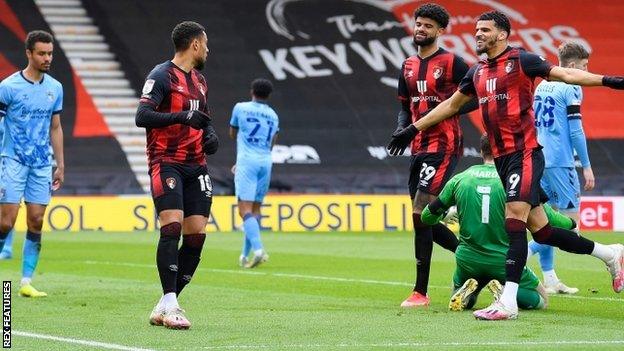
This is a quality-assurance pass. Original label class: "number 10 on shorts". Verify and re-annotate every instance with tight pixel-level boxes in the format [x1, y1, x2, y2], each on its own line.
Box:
[198, 175, 212, 192]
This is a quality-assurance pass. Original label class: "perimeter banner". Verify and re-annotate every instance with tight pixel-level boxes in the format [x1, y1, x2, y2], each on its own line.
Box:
[9, 196, 623, 232]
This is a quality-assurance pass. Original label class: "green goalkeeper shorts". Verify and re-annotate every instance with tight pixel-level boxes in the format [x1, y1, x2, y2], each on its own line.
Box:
[453, 256, 543, 310]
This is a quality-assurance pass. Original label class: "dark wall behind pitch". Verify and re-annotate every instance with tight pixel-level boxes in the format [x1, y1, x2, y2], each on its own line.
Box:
[83, 0, 624, 195]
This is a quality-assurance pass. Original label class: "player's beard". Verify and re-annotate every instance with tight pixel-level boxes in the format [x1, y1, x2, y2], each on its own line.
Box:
[476, 37, 495, 55]
[413, 35, 435, 47]
[194, 58, 205, 71]
[38, 61, 51, 73]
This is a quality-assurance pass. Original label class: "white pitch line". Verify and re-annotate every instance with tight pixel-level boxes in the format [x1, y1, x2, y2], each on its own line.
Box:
[83, 260, 624, 302]
[13, 331, 156, 351]
[200, 339, 624, 349]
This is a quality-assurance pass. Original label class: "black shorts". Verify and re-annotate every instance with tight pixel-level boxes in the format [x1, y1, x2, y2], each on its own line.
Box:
[494, 148, 548, 206]
[149, 162, 213, 217]
[408, 152, 459, 198]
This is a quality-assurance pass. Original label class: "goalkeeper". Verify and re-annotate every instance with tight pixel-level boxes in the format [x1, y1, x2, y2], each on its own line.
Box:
[422, 135, 577, 311]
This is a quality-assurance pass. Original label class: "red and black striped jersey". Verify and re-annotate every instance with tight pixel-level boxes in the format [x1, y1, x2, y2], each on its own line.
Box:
[398, 48, 469, 155]
[139, 61, 208, 167]
[459, 47, 554, 158]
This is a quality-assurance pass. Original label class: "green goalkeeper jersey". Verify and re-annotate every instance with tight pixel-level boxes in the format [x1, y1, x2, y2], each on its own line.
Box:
[422, 163, 573, 266]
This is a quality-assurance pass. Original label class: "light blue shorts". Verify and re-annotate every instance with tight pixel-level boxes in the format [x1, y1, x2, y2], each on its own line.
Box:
[540, 167, 580, 212]
[0, 157, 52, 205]
[235, 162, 272, 203]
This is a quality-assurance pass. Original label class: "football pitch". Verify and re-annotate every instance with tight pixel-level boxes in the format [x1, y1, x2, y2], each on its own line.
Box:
[2, 230, 623, 350]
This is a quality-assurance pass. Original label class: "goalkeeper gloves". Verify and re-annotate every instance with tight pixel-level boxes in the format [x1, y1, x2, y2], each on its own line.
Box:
[442, 206, 459, 225]
[386, 124, 419, 156]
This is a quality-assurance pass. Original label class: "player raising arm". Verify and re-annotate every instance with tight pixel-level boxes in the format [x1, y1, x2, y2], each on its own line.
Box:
[388, 10, 624, 320]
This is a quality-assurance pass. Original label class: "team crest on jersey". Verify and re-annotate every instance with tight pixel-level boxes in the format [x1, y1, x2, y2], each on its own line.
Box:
[46, 91, 54, 102]
[199, 85, 205, 96]
[407, 70, 414, 78]
[505, 60, 515, 73]
[166, 177, 176, 189]
[432, 67, 444, 79]
[477, 68, 484, 76]
[142, 79, 155, 94]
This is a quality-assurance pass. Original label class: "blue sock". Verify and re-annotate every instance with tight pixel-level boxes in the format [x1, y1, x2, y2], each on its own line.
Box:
[528, 240, 542, 257]
[528, 240, 554, 271]
[22, 231, 42, 280]
[0, 229, 11, 253]
[538, 245, 555, 272]
[1, 229, 14, 255]
[243, 213, 263, 251]
[241, 237, 252, 257]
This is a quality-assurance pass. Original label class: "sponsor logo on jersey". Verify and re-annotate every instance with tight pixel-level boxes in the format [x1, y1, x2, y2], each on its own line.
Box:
[416, 80, 427, 94]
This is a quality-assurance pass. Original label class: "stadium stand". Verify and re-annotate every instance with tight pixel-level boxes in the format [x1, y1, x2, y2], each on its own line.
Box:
[2, 0, 624, 195]
[0, 0, 142, 194]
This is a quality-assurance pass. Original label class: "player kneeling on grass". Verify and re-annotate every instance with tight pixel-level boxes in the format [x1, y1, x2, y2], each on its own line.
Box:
[421, 135, 581, 311]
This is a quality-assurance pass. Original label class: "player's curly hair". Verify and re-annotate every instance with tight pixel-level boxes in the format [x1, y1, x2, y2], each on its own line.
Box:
[558, 42, 590, 67]
[478, 11, 511, 36]
[171, 21, 205, 52]
[480, 134, 493, 159]
[413, 3, 450, 28]
[25, 30, 53, 51]
[251, 78, 273, 99]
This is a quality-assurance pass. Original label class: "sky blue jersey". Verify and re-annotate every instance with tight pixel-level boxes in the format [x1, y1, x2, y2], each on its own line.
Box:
[230, 101, 279, 163]
[534, 80, 589, 168]
[0, 117, 4, 150]
[0, 71, 63, 167]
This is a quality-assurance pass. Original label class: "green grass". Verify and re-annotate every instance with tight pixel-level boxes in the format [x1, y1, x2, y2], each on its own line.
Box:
[1, 230, 623, 350]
